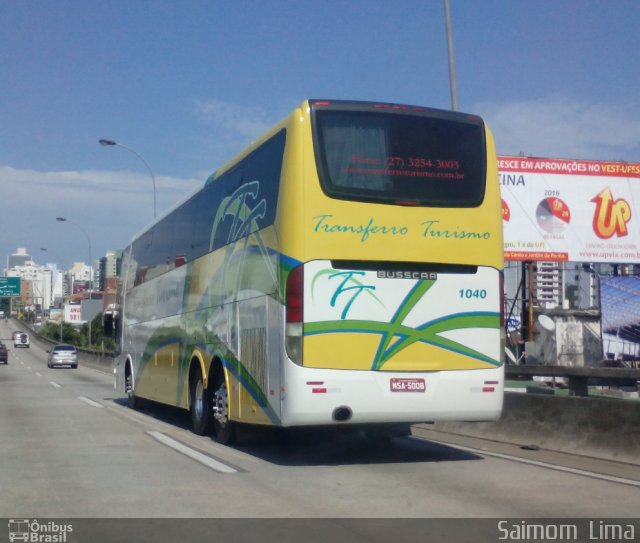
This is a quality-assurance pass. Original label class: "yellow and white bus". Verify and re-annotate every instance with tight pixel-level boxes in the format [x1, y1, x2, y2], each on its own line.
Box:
[110, 99, 505, 444]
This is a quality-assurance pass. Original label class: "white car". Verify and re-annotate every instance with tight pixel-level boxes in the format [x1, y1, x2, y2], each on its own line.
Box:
[13, 331, 29, 348]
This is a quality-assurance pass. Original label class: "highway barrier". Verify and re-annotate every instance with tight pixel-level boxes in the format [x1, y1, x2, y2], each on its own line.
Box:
[505, 364, 640, 397]
[426, 392, 640, 465]
[76, 349, 114, 373]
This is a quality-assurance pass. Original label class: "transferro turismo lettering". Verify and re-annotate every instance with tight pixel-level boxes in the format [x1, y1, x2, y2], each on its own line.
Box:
[312, 215, 491, 242]
[312, 215, 408, 242]
[422, 220, 491, 240]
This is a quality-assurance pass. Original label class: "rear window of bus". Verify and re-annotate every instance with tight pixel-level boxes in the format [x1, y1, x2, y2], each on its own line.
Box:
[312, 109, 486, 207]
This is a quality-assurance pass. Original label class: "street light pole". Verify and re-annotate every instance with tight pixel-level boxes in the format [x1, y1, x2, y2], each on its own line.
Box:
[56, 216, 93, 347]
[99, 138, 157, 219]
[443, 0, 459, 112]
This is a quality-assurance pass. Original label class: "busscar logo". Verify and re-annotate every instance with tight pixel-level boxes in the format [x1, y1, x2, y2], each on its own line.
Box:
[377, 270, 438, 280]
[8, 519, 73, 543]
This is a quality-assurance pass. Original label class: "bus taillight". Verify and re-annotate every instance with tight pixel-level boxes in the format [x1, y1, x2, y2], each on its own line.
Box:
[499, 270, 505, 327]
[285, 265, 304, 365]
[500, 270, 506, 365]
[286, 265, 304, 323]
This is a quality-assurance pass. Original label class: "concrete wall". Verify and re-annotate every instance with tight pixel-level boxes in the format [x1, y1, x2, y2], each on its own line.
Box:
[76, 350, 114, 374]
[431, 392, 640, 465]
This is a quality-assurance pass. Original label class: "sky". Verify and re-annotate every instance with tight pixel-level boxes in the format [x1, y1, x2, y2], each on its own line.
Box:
[1, 0, 640, 271]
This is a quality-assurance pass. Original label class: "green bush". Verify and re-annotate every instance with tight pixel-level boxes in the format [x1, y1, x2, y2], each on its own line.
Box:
[40, 313, 114, 352]
[40, 321, 84, 345]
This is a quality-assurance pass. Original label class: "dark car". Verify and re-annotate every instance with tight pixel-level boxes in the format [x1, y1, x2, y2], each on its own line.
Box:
[0, 343, 7, 364]
[46, 344, 78, 369]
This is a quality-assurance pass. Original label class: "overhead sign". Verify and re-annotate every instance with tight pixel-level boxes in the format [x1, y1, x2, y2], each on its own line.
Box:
[0, 277, 21, 297]
[499, 156, 640, 263]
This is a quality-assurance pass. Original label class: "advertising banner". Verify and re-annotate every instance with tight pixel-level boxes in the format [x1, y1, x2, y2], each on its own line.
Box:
[499, 156, 640, 263]
[64, 304, 83, 323]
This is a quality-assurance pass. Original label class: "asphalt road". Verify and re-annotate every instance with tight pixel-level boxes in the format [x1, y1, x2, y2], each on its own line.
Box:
[1, 319, 638, 523]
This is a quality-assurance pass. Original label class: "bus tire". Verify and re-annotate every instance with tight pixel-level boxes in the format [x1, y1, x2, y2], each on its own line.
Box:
[190, 366, 213, 436]
[211, 367, 236, 445]
[125, 364, 144, 409]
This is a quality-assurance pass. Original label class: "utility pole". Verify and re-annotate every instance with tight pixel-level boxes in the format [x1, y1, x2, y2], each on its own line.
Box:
[444, 0, 459, 111]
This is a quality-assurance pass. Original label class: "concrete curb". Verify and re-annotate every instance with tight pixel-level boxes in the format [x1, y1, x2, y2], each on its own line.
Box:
[431, 392, 640, 465]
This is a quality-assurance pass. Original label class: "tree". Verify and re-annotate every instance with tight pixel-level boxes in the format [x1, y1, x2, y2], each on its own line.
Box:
[79, 313, 114, 351]
[39, 313, 115, 352]
[40, 321, 83, 345]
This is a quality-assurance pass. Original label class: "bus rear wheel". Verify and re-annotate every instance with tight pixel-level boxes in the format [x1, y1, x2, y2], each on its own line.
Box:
[125, 369, 139, 409]
[190, 369, 213, 436]
[211, 370, 236, 445]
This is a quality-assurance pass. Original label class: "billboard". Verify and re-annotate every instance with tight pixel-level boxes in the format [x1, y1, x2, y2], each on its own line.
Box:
[64, 304, 83, 323]
[499, 156, 640, 263]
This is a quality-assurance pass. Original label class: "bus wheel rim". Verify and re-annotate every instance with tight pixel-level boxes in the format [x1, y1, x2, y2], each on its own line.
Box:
[212, 383, 228, 426]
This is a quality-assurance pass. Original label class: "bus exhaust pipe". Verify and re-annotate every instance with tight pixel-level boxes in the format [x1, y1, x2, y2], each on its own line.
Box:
[333, 406, 352, 422]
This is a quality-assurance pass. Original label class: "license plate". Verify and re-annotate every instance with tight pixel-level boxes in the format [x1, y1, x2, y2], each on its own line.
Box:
[390, 378, 426, 392]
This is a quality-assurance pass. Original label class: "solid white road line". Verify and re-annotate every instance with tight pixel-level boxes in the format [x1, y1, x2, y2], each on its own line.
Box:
[78, 396, 104, 408]
[147, 431, 238, 474]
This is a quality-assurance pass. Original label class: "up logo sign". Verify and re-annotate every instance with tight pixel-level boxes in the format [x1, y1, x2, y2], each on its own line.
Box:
[591, 187, 632, 239]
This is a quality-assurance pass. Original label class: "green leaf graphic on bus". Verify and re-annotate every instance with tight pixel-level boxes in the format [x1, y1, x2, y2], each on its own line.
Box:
[205, 180, 280, 303]
[209, 181, 267, 248]
[311, 269, 384, 319]
[306, 278, 500, 369]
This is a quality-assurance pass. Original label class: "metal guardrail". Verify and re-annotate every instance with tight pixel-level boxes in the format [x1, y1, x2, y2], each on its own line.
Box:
[505, 364, 640, 397]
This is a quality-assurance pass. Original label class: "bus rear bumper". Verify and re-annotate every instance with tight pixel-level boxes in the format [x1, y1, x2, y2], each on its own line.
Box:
[280, 363, 504, 427]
